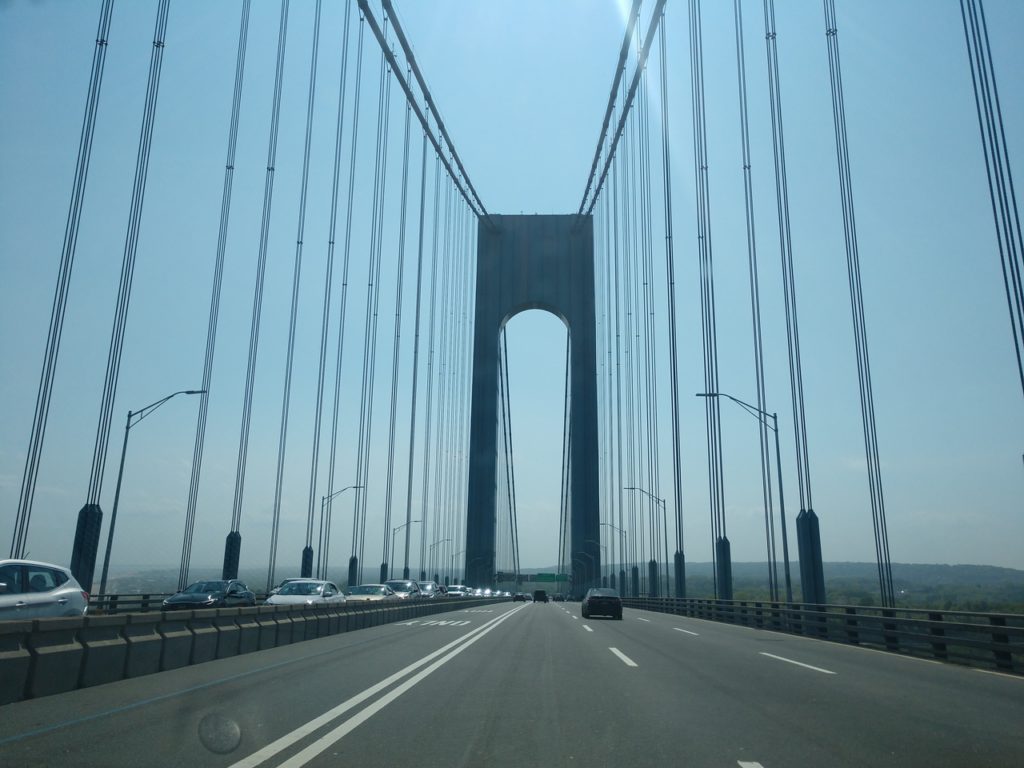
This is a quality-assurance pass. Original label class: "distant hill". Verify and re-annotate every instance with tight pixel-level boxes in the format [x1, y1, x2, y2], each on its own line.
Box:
[522, 561, 1024, 612]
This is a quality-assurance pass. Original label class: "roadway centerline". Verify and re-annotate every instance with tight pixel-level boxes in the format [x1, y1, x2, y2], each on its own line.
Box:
[583, 625, 593, 633]
[230, 605, 525, 768]
[759, 651, 836, 675]
[737, 762, 765, 767]
[609, 648, 638, 667]
[673, 628, 699, 636]
[636, 617, 651, 622]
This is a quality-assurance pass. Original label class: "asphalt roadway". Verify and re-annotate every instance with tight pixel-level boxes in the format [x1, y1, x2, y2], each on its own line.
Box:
[1, 601, 1022, 767]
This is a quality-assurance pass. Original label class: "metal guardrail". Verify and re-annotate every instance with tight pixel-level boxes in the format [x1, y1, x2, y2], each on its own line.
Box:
[621, 596, 1024, 674]
[90, 593, 175, 614]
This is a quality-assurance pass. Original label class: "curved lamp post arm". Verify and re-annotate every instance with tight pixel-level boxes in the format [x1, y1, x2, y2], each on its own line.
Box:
[99, 389, 205, 597]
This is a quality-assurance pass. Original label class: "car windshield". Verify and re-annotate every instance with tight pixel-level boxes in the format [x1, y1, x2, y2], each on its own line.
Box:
[279, 582, 322, 596]
[4, 5, 1021, 766]
[183, 581, 228, 594]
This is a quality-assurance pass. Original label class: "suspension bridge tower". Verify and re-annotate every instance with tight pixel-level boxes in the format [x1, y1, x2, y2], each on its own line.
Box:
[464, 214, 600, 594]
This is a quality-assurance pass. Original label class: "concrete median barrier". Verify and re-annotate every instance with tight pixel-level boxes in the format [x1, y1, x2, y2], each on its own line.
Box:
[78, 614, 128, 688]
[0, 620, 33, 705]
[158, 612, 193, 671]
[26, 617, 84, 699]
[123, 613, 162, 679]
[0, 598, 501, 704]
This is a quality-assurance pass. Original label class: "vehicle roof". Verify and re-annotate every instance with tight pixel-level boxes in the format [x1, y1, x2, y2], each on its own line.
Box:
[0, 558, 73, 572]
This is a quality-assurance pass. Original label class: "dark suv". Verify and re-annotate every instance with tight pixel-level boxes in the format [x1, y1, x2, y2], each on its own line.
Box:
[532, 589, 548, 603]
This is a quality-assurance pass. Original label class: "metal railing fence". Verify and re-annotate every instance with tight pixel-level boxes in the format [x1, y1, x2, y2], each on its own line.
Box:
[621, 596, 1023, 674]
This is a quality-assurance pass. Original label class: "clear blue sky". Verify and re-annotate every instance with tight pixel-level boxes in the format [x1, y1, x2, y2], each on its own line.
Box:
[1, 1, 1022, 583]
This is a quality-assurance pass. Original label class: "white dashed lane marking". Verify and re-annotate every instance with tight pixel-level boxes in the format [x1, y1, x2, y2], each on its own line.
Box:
[759, 652, 835, 675]
[609, 647, 638, 667]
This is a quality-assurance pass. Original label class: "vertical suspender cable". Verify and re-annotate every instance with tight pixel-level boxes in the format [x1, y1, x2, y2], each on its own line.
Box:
[323, 13, 366, 580]
[733, 0, 778, 601]
[960, 0, 1024, 399]
[85, 0, 171, 505]
[350, 35, 392, 585]
[824, 0, 889, 606]
[401, 126, 429, 580]
[612, 113, 629, 595]
[689, 0, 730, 600]
[657, 18, 687, 598]
[304, 0, 353, 584]
[763, 0, 804, 603]
[70, 0, 171, 591]
[269, 0, 323, 585]
[418, 156, 442, 579]
[380, 81, 413, 579]
[12, 0, 115, 558]
[638, 51, 664, 595]
[224, 0, 290, 580]
[429, 180, 455, 578]
[180, 0, 251, 591]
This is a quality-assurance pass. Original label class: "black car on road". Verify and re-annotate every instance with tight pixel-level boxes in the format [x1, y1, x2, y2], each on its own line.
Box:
[162, 580, 256, 611]
[581, 587, 622, 619]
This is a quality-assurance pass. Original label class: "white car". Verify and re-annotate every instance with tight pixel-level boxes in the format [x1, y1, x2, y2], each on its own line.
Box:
[345, 584, 399, 603]
[264, 580, 346, 606]
[0, 559, 89, 619]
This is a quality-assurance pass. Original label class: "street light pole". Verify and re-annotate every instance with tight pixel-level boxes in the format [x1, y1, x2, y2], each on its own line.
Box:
[624, 486, 667, 597]
[697, 391, 793, 603]
[428, 538, 451, 583]
[318, 485, 362, 580]
[98, 389, 205, 597]
[451, 549, 465, 585]
[601, 522, 626, 591]
[584, 538, 607, 584]
[390, 520, 421, 580]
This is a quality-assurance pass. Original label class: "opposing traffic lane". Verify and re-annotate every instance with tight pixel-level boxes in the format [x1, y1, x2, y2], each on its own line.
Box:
[570, 604, 1024, 767]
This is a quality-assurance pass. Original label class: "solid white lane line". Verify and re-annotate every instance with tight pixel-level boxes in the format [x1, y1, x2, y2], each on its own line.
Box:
[760, 651, 836, 675]
[277, 606, 525, 767]
[673, 628, 699, 636]
[609, 647, 638, 667]
[229, 606, 525, 768]
[584, 625, 593, 633]
[636, 617, 651, 622]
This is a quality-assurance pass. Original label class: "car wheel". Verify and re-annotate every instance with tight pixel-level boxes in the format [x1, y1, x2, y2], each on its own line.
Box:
[582, 610, 589, 619]
[615, 612, 622, 620]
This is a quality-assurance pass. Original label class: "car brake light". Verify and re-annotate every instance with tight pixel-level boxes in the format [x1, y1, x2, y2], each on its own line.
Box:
[82, 591, 89, 601]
